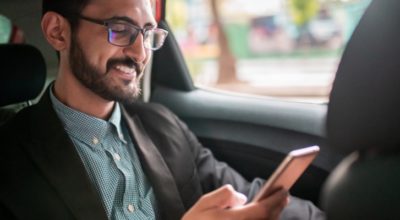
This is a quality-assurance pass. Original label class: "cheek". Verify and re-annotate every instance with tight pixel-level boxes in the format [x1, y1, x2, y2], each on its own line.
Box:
[76, 28, 119, 70]
[143, 50, 152, 65]
[87, 44, 121, 71]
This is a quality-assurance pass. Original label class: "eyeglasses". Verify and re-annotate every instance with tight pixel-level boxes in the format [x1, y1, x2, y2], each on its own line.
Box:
[78, 15, 168, 51]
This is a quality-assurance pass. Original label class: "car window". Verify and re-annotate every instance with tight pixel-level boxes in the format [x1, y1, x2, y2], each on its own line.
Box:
[166, 0, 372, 103]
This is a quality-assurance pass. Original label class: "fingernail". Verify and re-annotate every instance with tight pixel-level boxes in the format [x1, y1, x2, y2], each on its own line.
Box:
[235, 192, 248, 203]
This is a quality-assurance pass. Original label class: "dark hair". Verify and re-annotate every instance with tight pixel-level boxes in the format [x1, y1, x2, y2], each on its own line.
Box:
[42, 0, 91, 32]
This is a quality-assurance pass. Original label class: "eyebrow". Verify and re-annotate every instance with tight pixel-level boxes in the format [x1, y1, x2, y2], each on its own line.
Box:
[108, 16, 156, 28]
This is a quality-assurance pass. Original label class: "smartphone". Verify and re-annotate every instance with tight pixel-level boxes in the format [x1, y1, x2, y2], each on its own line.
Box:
[252, 145, 320, 202]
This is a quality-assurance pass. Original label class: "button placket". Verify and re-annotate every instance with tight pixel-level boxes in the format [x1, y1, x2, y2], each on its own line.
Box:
[119, 143, 138, 217]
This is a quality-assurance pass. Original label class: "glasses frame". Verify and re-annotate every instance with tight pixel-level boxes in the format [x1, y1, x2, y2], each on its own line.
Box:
[78, 15, 168, 50]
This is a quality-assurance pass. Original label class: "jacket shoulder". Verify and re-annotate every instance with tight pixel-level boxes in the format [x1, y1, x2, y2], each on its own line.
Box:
[123, 102, 180, 126]
[0, 106, 36, 139]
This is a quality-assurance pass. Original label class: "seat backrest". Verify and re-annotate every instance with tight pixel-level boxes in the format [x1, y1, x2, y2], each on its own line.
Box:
[321, 0, 400, 219]
[0, 44, 46, 123]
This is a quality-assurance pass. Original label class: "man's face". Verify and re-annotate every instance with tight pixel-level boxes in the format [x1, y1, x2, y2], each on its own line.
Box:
[69, 0, 156, 103]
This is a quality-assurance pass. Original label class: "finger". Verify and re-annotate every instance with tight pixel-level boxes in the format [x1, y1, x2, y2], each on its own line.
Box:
[196, 185, 247, 210]
[228, 188, 288, 220]
[182, 186, 248, 220]
[260, 188, 288, 209]
[259, 189, 289, 220]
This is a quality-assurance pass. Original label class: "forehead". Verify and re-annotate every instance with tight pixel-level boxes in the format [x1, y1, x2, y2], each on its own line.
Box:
[82, 0, 155, 25]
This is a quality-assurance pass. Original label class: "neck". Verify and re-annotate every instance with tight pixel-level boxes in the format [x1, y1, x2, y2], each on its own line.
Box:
[53, 70, 115, 120]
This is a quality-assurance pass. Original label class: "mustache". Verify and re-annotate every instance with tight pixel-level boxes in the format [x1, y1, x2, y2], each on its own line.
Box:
[105, 57, 143, 75]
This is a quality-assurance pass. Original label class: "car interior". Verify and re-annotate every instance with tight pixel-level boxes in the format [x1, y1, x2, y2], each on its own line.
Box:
[321, 0, 400, 219]
[0, 44, 46, 126]
[0, 0, 396, 218]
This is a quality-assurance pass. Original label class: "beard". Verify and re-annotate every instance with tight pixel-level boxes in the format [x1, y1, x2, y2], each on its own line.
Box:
[69, 35, 143, 103]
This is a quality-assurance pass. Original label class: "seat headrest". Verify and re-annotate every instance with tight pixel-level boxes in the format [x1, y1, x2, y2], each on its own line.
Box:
[327, 0, 400, 153]
[0, 44, 46, 107]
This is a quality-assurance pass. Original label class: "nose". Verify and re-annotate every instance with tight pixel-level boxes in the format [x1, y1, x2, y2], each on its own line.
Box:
[122, 33, 147, 63]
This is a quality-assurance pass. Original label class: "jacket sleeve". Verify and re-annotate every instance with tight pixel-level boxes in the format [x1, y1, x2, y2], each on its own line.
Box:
[170, 111, 264, 200]
[170, 109, 326, 220]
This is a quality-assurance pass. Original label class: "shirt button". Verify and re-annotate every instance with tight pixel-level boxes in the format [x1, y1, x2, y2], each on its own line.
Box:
[92, 137, 99, 145]
[119, 134, 124, 140]
[127, 204, 135, 213]
[114, 153, 121, 161]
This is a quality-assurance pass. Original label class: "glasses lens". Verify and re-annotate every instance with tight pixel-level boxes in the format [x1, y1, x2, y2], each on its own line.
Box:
[144, 29, 168, 50]
[107, 22, 168, 50]
[108, 23, 138, 46]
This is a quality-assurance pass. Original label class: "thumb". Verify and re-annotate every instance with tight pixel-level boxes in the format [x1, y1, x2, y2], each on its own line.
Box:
[196, 185, 248, 210]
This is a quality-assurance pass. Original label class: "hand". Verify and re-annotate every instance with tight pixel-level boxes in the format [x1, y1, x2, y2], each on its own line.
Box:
[182, 184, 289, 220]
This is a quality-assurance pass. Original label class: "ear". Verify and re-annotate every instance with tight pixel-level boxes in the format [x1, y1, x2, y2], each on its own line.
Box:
[41, 12, 71, 51]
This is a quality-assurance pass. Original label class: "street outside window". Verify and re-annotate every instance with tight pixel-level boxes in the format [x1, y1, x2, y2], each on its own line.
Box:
[167, 0, 372, 103]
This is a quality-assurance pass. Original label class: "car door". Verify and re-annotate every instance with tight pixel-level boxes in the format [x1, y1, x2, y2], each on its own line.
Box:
[146, 0, 359, 205]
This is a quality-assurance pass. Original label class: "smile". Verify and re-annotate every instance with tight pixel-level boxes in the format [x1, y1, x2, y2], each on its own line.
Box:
[113, 65, 138, 81]
[115, 65, 136, 75]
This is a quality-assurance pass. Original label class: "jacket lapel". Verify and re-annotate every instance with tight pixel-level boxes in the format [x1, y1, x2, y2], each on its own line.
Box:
[121, 107, 186, 220]
[23, 89, 108, 220]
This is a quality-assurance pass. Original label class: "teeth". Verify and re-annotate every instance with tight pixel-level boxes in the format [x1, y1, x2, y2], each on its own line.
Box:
[115, 65, 136, 75]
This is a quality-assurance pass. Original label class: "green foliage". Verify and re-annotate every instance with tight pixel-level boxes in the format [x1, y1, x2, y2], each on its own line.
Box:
[289, 0, 320, 26]
[166, 0, 188, 30]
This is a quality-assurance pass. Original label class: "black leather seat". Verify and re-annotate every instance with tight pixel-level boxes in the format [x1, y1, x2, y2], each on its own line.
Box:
[0, 44, 46, 124]
[321, 0, 400, 219]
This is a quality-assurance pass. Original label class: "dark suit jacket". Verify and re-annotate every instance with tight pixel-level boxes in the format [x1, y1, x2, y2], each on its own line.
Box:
[0, 89, 264, 220]
[0, 88, 324, 220]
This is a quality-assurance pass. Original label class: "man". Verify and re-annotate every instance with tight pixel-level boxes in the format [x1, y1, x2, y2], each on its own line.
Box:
[0, 0, 324, 219]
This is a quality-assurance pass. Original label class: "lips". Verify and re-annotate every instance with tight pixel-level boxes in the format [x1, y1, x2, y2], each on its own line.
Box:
[113, 65, 137, 81]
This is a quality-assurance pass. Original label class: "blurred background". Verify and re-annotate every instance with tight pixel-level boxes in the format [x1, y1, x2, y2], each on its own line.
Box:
[167, 0, 371, 103]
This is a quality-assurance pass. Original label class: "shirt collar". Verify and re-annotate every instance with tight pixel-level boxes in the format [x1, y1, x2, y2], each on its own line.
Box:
[49, 87, 126, 147]
[108, 103, 127, 143]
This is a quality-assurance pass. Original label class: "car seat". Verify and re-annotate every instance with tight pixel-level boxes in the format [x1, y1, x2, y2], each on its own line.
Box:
[321, 0, 400, 219]
[0, 44, 46, 124]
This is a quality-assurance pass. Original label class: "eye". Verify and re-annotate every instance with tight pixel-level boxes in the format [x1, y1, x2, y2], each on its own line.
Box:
[109, 23, 130, 34]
